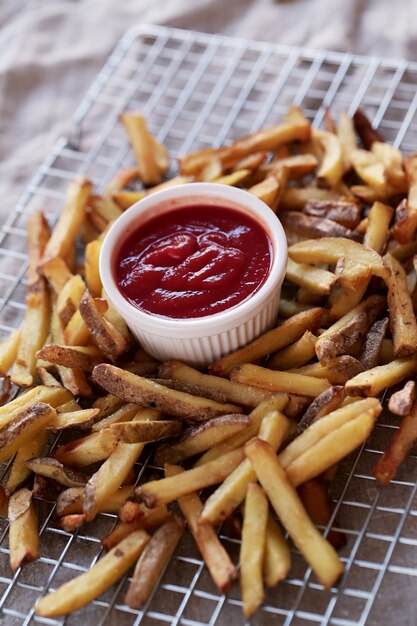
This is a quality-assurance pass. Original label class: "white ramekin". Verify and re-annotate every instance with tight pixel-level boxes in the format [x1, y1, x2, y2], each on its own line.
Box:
[100, 183, 287, 367]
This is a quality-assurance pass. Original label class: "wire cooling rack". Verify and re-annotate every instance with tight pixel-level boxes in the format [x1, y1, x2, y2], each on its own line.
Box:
[2, 24, 417, 626]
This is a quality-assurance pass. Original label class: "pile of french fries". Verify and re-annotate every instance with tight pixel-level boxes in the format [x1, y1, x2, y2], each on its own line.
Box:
[2, 106, 417, 618]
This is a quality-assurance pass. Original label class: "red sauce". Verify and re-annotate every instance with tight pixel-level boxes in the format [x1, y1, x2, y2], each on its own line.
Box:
[115, 204, 272, 319]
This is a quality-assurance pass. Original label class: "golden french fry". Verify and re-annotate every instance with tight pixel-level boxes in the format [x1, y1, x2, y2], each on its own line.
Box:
[55, 486, 134, 517]
[231, 363, 330, 397]
[240, 483, 268, 618]
[27, 211, 50, 288]
[165, 464, 237, 593]
[313, 129, 343, 187]
[84, 239, 103, 297]
[120, 112, 168, 185]
[109, 419, 181, 444]
[35, 529, 150, 617]
[36, 344, 104, 372]
[286, 258, 337, 295]
[0, 403, 57, 463]
[0, 329, 21, 376]
[125, 515, 184, 609]
[393, 155, 417, 243]
[264, 514, 291, 587]
[25, 458, 87, 488]
[337, 111, 357, 171]
[8, 488, 39, 571]
[245, 438, 344, 588]
[384, 253, 417, 357]
[6, 432, 48, 495]
[47, 408, 100, 430]
[268, 331, 317, 370]
[345, 358, 417, 396]
[102, 506, 170, 550]
[41, 257, 73, 294]
[79, 292, 129, 361]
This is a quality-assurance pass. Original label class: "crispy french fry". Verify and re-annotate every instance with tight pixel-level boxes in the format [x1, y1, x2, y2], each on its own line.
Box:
[292, 355, 364, 385]
[313, 129, 343, 188]
[268, 331, 317, 370]
[304, 199, 361, 229]
[240, 483, 268, 618]
[384, 253, 417, 357]
[109, 419, 181, 444]
[345, 358, 417, 396]
[154, 414, 250, 466]
[43, 177, 91, 262]
[286, 258, 337, 295]
[55, 485, 134, 517]
[25, 458, 87, 488]
[102, 506, 170, 550]
[337, 111, 357, 171]
[92, 364, 241, 421]
[231, 363, 330, 397]
[263, 514, 291, 587]
[79, 292, 129, 361]
[393, 155, 417, 243]
[210, 307, 323, 377]
[136, 448, 245, 508]
[41, 257, 73, 294]
[245, 439, 343, 587]
[120, 112, 168, 185]
[11, 283, 51, 386]
[0, 330, 21, 376]
[165, 464, 237, 593]
[27, 211, 50, 288]
[359, 317, 389, 370]
[282, 211, 360, 244]
[83, 409, 161, 521]
[6, 431, 48, 495]
[8, 488, 39, 571]
[282, 186, 341, 210]
[0, 403, 57, 463]
[58, 514, 86, 532]
[125, 515, 184, 609]
[53, 430, 117, 468]
[388, 381, 416, 416]
[297, 386, 345, 434]
[35, 529, 150, 617]
[36, 344, 104, 372]
[84, 239, 103, 297]
[47, 408, 100, 430]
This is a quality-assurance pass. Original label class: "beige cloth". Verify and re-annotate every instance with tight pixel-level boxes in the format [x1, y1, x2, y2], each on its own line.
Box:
[0, 0, 415, 212]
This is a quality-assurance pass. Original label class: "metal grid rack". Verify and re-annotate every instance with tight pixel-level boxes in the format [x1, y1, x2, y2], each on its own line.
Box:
[1, 24, 417, 626]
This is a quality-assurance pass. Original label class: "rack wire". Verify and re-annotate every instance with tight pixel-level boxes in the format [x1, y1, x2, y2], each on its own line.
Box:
[1, 24, 417, 626]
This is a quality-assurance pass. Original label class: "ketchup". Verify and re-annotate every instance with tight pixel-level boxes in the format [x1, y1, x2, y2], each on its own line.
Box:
[115, 204, 272, 319]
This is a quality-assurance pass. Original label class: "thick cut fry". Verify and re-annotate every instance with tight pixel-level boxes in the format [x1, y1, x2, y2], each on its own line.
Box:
[240, 483, 268, 618]
[6, 431, 48, 495]
[84, 240, 102, 297]
[0, 385, 71, 430]
[103, 506, 170, 550]
[92, 402, 138, 432]
[373, 400, 417, 484]
[8, 488, 39, 571]
[286, 409, 376, 486]
[11, 283, 50, 386]
[292, 355, 364, 385]
[109, 419, 181, 444]
[64, 310, 91, 346]
[93, 364, 241, 421]
[279, 398, 381, 468]
[248, 176, 282, 211]
[313, 129, 343, 188]
[393, 155, 417, 243]
[364, 202, 393, 253]
[289, 238, 389, 288]
[384, 253, 417, 357]
[0, 403, 57, 463]
[36, 344, 104, 372]
[337, 111, 357, 171]
[58, 514, 85, 532]
[165, 464, 237, 593]
[264, 514, 291, 587]
[125, 515, 184, 609]
[41, 257, 73, 294]
[200, 411, 288, 525]
[79, 292, 129, 361]
[194, 394, 288, 467]
[388, 381, 416, 416]
[83, 409, 161, 521]
[158, 360, 276, 408]
[47, 408, 100, 430]
[43, 177, 91, 261]
[282, 186, 341, 210]
[120, 112, 168, 185]
[268, 331, 317, 370]
[210, 307, 323, 377]
[53, 430, 117, 468]
[286, 258, 337, 295]
[55, 486, 134, 517]
[245, 439, 344, 588]
[92, 393, 125, 420]
[282, 212, 360, 244]
[27, 211, 50, 288]
[297, 386, 345, 434]
[25, 457, 87, 488]
[345, 358, 417, 396]
[315, 295, 385, 364]
[35, 529, 150, 617]
[0, 330, 21, 376]
[231, 363, 330, 397]
[359, 317, 389, 370]
[299, 480, 346, 550]
[154, 414, 250, 466]
[135, 448, 245, 508]
[304, 199, 361, 229]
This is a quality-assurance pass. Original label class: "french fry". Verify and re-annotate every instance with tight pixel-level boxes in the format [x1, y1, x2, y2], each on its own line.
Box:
[92, 393, 125, 419]
[25, 458, 88, 488]
[281, 211, 360, 243]
[337, 111, 357, 171]
[83, 408, 161, 521]
[263, 514, 291, 587]
[92, 364, 241, 421]
[58, 514, 85, 532]
[84, 239, 103, 297]
[291, 355, 364, 385]
[27, 211, 50, 288]
[313, 129, 343, 188]
[299, 480, 346, 550]
[103, 506, 170, 550]
[297, 386, 345, 434]
[231, 363, 330, 397]
[268, 331, 317, 370]
[200, 410, 288, 525]
[0, 329, 21, 376]
[120, 112, 168, 185]
[0, 385, 71, 431]
[55, 485, 134, 517]
[373, 400, 417, 484]
[8, 488, 39, 571]
[53, 430, 117, 468]
[345, 358, 417, 396]
[109, 419, 181, 444]
[282, 186, 341, 210]
[304, 199, 361, 229]
[0, 403, 57, 463]
[135, 448, 245, 508]
[154, 414, 250, 466]
[248, 176, 282, 211]
[285, 258, 337, 295]
[165, 464, 237, 593]
[353, 109, 383, 149]
[195, 394, 288, 467]
[41, 257, 73, 294]
[388, 381, 416, 416]
[47, 408, 100, 430]
[159, 360, 278, 408]
[11, 283, 51, 386]
[392, 155, 417, 243]
[240, 483, 268, 618]
[278, 298, 313, 319]
[6, 431, 48, 495]
[359, 317, 389, 370]
[245, 439, 343, 587]
[35, 529, 150, 617]
[209, 307, 323, 377]
[125, 515, 184, 609]
[364, 202, 394, 253]
[36, 344, 104, 372]
[384, 253, 417, 357]
[79, 291, 129, 361]
[43, 177, 91, 262]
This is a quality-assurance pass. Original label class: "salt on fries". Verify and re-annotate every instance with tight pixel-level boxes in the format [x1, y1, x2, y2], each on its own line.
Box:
[0, 105, 415, 618]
